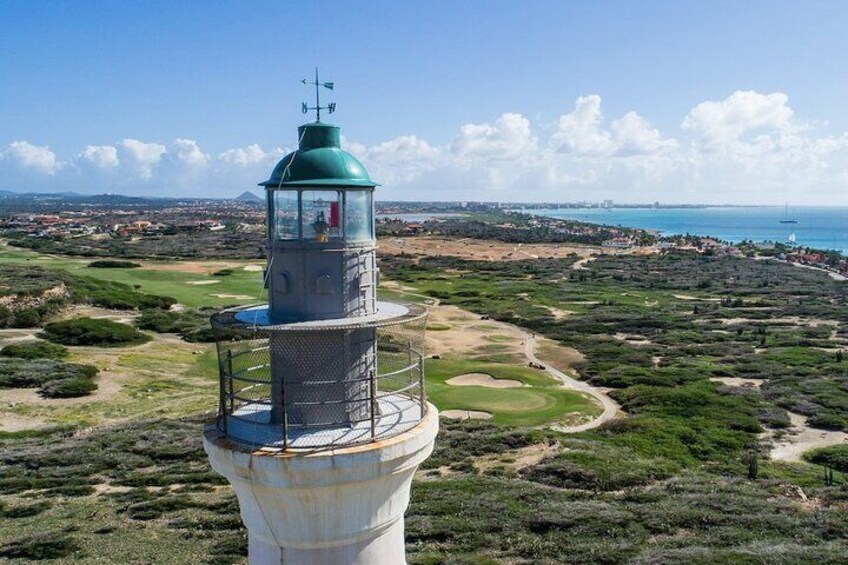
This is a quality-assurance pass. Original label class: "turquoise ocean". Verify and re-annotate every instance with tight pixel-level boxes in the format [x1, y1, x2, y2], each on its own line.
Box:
[526, 207, 848, 255]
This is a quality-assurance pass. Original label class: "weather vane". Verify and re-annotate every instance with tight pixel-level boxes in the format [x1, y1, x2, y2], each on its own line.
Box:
[302, 68, 335, 122]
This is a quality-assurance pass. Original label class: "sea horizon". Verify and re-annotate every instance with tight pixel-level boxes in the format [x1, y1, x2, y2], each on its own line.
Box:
[525, 205, 848, 255]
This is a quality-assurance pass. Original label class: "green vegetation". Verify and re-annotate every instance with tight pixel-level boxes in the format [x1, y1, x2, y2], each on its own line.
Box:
[87, 260, 141, 269]
[0, 264, 175, 328]
[426, 358, 599, 426]
[0, 358, 98, 398]
[7, 226, 265, 260]
[0, 245, 263, 310]
[0, 340, 68, 360]
[40, 317, 151, 347]
[382, 251, 848, 443]
[3, 418, 847, 564]
[135, 308, 216, 342]
[3, 237, 848, 562]
[0, 419, 243, 564]
[804, 445, 848, 472]
[377, 211, 656, 246]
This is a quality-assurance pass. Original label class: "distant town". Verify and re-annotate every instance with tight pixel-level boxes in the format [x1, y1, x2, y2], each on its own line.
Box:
[1, 190, 845, 278]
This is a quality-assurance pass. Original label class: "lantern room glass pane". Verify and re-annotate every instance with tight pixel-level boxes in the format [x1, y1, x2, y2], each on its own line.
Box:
[345, 191, 373, 241]
[302, 191, 341, 242]
[274, 191, 299, 240]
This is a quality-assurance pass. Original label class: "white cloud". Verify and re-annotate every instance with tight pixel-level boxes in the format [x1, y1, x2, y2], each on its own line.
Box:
[4, 90, 848, 204]
[79, 145, 119, 169]
[552, 96, 675, 158]
[451, 113, 535, 160]
[119, 139, 166, 179]
[552, 95, 613, 157]
[219, 144, 270, 166]
[173, 138, 209, 168]
[611, 111, 677, 156]
[2, 141, 59, 174]
[682, 91, 796, 145]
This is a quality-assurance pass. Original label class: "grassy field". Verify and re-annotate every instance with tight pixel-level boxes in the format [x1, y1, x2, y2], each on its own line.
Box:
[0, 242, 264, 308]
[425, 358, 600, 426]
[4, 242, 848, 563]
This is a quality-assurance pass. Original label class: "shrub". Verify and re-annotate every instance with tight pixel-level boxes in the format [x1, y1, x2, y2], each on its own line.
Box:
[804, 445, 848, 472]
[0, 533, 80, 560]
[87, 260, 141, 268]
[40, 317, 151, 347]
[135, 309, 205, 334]
[0, 340, 68, 360]
[0, 500, 50, 518]
[0, 358, 98, 398]
[0, 265, 175, 328]
[39, 377, 98, 398]
[135, 308, 216, 342]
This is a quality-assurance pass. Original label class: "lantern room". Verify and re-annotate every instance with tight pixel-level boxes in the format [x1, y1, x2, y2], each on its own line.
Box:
[258, 122, 378, 323]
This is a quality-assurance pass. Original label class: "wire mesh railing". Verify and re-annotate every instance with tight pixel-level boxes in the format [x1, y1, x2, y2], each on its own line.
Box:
[210, 303, 428, 449]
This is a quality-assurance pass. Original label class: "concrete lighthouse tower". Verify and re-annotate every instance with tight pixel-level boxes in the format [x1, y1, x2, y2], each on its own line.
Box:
[203, 73, 438, 565]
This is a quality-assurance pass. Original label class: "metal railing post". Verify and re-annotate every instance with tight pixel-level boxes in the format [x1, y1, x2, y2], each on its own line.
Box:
[370, 369, 377, 439]
[281, 376, 288, 450]
[218, 353, 228, 436]
[418, 352, 425, 419]
[225, 349, 235, 414]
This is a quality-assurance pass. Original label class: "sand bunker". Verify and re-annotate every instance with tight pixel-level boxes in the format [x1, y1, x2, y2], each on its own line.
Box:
[674, 294, 721, 301]
[187, 280, 220, 285]
[710, 377, 764, 388]
[243, 265, 264, 271]
[446, 373, 523, 388]
[211, 294, 254, 299]
[440, 410, 493, 420]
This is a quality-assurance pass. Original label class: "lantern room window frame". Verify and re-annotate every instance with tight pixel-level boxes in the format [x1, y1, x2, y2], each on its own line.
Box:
[268, 187, 375, 243]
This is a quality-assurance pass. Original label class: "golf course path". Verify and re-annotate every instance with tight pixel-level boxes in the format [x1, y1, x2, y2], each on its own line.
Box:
[523, 333, 621, 433]
[381, 282, 621, 432]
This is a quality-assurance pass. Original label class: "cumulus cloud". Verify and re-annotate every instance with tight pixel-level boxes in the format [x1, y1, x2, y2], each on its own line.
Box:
[682, 91, 796, 145]
[2, 141, 59, 174]
[552, 95, 613, 157]
[119, 139, 166, 179]
[3, 90, 848, 204]
[219, 144, 270, 166]
[552, 95, 675, 158]
[612, 111, 678, 156]
[173, 138, 209, 168]
[451, 113, 535, 160]
[79, 145, 119, 169]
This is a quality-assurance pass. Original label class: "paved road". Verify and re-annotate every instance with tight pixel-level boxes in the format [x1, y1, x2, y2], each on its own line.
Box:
[523, 333, 621, 433]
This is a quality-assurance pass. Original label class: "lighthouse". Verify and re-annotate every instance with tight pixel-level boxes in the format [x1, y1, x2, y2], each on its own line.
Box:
[203, 73, 438, 565]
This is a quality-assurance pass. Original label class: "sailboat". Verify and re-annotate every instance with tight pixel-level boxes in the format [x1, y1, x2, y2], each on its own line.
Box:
[787, 232, 796, 244]
[779, 203, 798, 224]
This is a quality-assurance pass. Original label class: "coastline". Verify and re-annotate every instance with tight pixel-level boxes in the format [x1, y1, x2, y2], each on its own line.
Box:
[525, 206, 848, 257]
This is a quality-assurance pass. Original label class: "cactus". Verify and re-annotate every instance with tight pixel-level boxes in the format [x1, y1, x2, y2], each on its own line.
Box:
[824, 465, 834, 487]
[745, 448, 759, 480]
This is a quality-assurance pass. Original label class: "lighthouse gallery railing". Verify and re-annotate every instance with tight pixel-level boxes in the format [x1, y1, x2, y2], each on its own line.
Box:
[210, 304, 428, 449]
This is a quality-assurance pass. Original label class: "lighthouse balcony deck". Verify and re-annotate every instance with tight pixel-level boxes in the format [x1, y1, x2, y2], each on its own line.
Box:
[210, 302, 429, 449]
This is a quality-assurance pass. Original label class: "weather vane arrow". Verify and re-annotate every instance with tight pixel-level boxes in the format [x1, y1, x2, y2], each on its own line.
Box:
[302, 68, 336, 122]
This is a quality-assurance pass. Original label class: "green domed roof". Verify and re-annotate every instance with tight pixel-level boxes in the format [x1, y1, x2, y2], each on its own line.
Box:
[259, 123, 376, 188]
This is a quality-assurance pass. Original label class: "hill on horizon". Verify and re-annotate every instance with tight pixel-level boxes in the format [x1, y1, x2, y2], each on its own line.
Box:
[234, 191, 263, 203]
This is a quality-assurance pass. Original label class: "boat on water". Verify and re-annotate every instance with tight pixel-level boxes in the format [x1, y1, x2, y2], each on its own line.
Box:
[788, 232, 796, 244]
[780, 203, 798, 224]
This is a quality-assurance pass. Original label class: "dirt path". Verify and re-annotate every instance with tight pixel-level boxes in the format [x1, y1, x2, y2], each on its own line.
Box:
[769, 412, 848, 462]
[523, 333, 621, 432]
[380, 236, 601, 262]
[571, 256, 596, 270]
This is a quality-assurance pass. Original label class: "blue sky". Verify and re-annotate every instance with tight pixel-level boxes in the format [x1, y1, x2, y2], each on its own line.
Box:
[3, 1, 848, 203]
